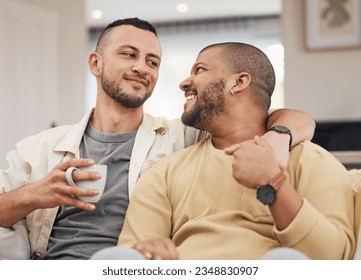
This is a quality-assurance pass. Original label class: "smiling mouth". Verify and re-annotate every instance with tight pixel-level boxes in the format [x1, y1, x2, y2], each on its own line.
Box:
[127, 78, 148, 87]
[186, 94, 196, 101]
[184, 89, 197, 102]
[124, 73, 150, 87]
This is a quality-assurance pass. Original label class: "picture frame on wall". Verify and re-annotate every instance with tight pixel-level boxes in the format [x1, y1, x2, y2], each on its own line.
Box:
[305, 0, 361, 50]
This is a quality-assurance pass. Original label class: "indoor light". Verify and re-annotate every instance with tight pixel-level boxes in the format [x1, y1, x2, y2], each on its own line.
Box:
[91, 10, 103, 20]
[177, 3, 189, 13]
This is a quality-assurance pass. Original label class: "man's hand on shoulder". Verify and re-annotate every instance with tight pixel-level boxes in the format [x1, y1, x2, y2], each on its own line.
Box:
[261, 129, 290, 170]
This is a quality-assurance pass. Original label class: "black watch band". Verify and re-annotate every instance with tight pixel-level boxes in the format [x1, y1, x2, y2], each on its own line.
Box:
[266, 125, 293, 151]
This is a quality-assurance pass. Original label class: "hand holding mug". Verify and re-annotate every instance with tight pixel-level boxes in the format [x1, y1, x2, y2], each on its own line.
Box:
[65, 164, 107, 203]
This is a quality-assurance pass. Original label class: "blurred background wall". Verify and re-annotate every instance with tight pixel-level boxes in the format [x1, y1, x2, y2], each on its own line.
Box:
[283, 0, 361, 121]
[0, 0, 360, 169]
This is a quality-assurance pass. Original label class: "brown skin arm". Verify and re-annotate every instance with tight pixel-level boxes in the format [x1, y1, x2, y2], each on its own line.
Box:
[226, 136, 303, 230]
[266, 108, 316, 147]
[264, 108, 315, 169]
[225, 108, 315, 169]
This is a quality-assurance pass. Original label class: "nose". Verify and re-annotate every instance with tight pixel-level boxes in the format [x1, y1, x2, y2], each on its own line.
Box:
[131, 59, 148, 76]
[179, 75, 192, 91]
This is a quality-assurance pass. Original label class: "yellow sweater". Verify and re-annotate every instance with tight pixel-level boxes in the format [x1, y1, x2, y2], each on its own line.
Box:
[118, 139, 355, 259]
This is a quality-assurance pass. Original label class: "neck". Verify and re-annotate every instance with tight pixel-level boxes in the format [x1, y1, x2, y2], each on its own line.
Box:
[209, 114, 267, 150]
[203, 91, 269, 150]
[91, 95, 143, 134]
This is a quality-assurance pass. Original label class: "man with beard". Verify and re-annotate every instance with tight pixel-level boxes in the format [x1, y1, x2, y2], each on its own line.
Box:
[116, 42, 355, 260]
[0, 19, 315, 260]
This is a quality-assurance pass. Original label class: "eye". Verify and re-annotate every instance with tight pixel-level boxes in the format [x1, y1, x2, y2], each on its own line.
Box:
[147, 59, 160, 68]
[195, 67, 205, 74]
[122, 52, 136, 58]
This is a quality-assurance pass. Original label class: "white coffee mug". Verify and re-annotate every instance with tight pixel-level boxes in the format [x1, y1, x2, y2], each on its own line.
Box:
[66, 164, 107, 203]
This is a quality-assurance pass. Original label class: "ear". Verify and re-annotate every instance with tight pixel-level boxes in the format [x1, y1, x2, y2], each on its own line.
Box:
[88, 52, 101, 77]
[232, 72, 251, 94]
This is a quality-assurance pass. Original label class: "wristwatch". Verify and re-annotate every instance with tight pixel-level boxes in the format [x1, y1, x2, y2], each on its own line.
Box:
[256, 171, 287, 205]
[266, 125, 293, 151]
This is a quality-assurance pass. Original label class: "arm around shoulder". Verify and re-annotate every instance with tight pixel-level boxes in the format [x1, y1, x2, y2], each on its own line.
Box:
[267, 108, 315, 146]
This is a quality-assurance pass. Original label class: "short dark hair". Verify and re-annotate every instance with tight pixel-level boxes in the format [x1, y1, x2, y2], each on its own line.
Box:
[201, 42, 275, 111]
[95, 18, 158, 53]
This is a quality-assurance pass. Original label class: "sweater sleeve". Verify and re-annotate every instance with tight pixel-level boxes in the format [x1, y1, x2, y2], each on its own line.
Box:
[274, 141, 355, 259]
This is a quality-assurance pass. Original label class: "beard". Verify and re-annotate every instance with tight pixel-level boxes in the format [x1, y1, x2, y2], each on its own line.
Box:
[181, 79, 227, 129]
[101, 71, 151, 108]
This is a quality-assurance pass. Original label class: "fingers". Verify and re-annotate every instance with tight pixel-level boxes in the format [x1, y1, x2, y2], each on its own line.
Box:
[59, 192, 96, 211]
[48, 158, 101, 210]
[225, 137, 265, 155]
[66, 184, 99, 198]
[133, 238, 179, 260]
[254, 135, 268, 146]
[69, 169, 102, 183]
[59, 158, 102, 185]
[158, 239, 179, 260]
[58, 158, 95, 172]
[225, 136, 273, 156]
[134, 243, 154, 260]
[224, 143, 242, 155]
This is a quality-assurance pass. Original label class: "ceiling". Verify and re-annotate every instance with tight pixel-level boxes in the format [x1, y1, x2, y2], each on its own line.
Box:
[86, 0, 282, 28]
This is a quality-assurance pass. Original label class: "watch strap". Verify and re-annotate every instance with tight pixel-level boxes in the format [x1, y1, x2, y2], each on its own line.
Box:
[268, 170, 287, 191]
[267, 126, 293, 151]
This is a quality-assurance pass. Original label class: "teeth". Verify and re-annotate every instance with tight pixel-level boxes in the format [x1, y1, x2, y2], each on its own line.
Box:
[186, 95, 195, 101]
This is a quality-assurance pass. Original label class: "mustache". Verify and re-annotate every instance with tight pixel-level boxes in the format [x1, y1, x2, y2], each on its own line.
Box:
[123, 73, 150, 86]
[184, 88, 198, 97]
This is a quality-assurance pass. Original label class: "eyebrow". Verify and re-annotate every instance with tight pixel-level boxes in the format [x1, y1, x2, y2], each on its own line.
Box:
[118, 44, 161, 61]
[191, 62, 207, 73]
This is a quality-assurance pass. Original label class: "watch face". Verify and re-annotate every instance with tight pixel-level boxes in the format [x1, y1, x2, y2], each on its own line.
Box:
[273, 126, 290, 133]
[256, 185, 276, 205]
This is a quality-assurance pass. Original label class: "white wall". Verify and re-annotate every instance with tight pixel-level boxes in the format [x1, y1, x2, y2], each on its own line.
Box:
[282, 0, 361, 122]
[16, 0, 88, 125]
[0, 0, 87, 168]
[0, 0, 59, 169]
